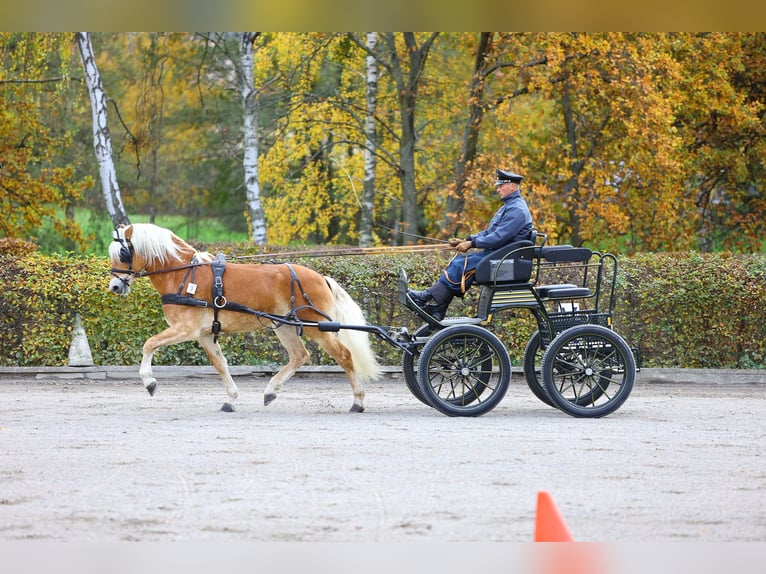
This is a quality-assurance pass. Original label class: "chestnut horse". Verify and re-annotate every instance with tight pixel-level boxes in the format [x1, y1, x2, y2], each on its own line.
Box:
[108, 223, 381, 412]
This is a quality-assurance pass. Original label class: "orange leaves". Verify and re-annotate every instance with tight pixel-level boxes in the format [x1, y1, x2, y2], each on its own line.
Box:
[0, 33, 91, 245]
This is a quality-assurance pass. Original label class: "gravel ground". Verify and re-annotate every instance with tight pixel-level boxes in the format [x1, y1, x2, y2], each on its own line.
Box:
[0, 372, 764, 543]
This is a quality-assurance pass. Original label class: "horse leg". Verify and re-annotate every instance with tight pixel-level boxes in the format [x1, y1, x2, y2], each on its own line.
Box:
[263, 325, 309, 406]
[139, 324, 198, 396]
[197, 333, 240, 412]
[311, 330, 366, 413]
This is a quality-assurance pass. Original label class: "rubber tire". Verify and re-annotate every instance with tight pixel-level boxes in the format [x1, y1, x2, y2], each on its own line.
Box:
[402, 349, 429, 405]
[541, 324, 635, 418]
[417, 324, 511, 417]
[525, 330, 609, 408]
[523, 331, 555, 407]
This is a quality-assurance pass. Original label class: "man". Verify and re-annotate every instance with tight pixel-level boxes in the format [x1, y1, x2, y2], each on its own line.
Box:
[408, 168, 534, 320]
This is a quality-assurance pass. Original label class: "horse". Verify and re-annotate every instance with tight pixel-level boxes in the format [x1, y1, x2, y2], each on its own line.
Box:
[108, 223, 382, 412]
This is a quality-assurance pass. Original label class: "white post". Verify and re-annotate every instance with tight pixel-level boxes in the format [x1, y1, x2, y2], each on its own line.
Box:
[68, 313, 94, 367]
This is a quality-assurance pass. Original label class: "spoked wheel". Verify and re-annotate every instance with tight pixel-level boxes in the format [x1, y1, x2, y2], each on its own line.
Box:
[417, 324, 511, 417]
[402, 348, 429, 405]
[525, 330, 608, 408]
[401, 324, 438, 406]
[523, 331, 555, 407]
[541, 324, 635, 418]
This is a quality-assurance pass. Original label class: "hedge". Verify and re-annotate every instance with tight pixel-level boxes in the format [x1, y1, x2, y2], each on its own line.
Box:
[1, 246, 764, 369]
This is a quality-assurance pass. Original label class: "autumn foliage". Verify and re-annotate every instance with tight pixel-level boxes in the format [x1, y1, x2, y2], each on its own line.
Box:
[1, 32, 763, 254]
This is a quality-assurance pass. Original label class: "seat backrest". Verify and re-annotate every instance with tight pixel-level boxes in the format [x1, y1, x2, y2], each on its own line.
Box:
[541, 246, 592, 263]
[474, 239, 534, 284]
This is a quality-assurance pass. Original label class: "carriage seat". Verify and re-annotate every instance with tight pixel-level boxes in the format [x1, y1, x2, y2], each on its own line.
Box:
[474, 240, 534, 285]
[534, 246, 594, 299]
[536, 284, 592, 299]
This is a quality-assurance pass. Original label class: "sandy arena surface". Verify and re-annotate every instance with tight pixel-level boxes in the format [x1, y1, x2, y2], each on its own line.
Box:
[0, 372, 764, 543]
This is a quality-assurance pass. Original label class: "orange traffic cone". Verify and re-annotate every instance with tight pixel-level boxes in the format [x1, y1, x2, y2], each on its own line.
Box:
[534, 491, 574, 542]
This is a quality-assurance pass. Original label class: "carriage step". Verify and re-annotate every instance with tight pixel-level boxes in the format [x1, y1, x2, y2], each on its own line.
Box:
[440, 317, 485, 326]
[398, 269, 446, 326]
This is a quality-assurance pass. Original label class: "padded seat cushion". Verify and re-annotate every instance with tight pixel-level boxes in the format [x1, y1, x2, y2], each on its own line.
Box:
[536, 284, 592, 299]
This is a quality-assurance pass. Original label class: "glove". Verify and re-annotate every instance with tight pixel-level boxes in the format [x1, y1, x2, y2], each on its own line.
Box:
[448, 237, 462, 247]
[456, 240, 473, 253]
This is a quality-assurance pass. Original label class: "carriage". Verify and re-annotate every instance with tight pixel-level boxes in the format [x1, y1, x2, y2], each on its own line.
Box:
[109, 224, 637, 417]
[392, 233, 638, 418]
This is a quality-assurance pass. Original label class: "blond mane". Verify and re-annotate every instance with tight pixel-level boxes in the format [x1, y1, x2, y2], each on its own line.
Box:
[111, 223, 190, 266]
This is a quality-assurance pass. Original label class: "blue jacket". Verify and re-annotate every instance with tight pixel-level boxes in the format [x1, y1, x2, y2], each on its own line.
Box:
[468, 190, 533, 250]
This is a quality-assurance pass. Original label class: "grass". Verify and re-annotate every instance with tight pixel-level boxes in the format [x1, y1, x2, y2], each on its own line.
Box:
[33, 208, 251, 255]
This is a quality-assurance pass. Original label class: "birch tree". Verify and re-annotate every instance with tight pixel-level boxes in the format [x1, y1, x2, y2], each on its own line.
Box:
[350, 33, 439, 243]
[358, 32, 379, 247]
[442, 32, 494, 237]
[75, 32, 130, 227]
[240, 32, 267, 244]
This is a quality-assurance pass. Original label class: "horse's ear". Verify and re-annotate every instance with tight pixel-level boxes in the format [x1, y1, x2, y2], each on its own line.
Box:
[123, 224, 134, 240]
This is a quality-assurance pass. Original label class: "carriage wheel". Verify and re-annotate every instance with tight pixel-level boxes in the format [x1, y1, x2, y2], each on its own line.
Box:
[404, 347, 491, 407]
[524, 330, 609, 408]
[523, 331, 555, 407]
[541, 324, 635, 418]
[402, 323, 441, 406]
[417, 324, 511, 417]
[402, 348, 429, 405]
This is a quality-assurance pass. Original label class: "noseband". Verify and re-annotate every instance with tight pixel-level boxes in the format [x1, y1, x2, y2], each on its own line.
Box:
[110, 233, 140, 288]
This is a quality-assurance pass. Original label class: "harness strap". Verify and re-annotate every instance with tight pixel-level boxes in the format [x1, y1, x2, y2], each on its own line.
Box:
[159, 260, 333, 340]
[175, 255, 200, 296]
[161, 293, 211, 308]
[211, 254, 227, 342]
[283, 263, 332, 335]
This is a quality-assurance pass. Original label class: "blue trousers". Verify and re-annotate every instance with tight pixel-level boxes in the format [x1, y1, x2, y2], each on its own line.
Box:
[436, 250, 495, 297]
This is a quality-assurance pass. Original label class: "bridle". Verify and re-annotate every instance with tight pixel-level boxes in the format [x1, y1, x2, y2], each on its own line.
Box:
[109, 231, 208, 287]
[110, 233, 140, 289]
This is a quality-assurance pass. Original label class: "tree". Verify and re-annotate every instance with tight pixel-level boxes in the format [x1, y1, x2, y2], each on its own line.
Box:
[441, 32, 494, 237]
[359, 32, 379, 247]
[472, 33, 697, 250]
[75, 32, 130, 227]
[673, 33, 766, 251]
[0, 32, 91, 246]
[379, 33, 439, 242]
[8, 32, 761, 254]
[239, 32, 267, 244]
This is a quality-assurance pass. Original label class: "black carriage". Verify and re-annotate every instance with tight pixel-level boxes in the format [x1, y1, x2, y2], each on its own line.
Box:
[391, 234, 638, 417]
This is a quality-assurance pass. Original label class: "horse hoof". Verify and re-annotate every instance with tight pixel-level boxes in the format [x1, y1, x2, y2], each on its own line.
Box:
[221, 403, 235, 412]
[349, 404, 365, 413]
[264, 393, 276, 406]
[146, 382, 157, 396]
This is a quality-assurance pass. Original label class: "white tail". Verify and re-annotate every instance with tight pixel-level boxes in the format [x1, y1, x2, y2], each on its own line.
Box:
[325, 276, 383, 382]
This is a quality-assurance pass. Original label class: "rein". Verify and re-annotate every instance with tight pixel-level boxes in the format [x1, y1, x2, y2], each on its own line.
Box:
[110, 234, 452, 340]
[230, 243, 451, 262]
[110, 261, 207, 279]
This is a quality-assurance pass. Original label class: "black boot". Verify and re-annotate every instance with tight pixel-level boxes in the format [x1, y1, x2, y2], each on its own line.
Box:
[407, 288, 433, 307]
[424, 300, 449, 321]
[424, 283, 454, 321]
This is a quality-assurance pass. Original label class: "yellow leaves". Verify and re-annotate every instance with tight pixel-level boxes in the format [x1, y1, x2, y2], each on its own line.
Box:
[0, 33, 90, 246]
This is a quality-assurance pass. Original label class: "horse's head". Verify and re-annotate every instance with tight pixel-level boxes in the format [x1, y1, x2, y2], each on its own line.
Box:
[108, 223, 189, 295]
[109, 224, 137, 295]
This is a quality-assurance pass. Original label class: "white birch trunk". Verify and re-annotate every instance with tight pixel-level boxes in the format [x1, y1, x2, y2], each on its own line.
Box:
[240, 32, 267, 245]
[75, 32, 130, 227]
[359, 32, 378, 247]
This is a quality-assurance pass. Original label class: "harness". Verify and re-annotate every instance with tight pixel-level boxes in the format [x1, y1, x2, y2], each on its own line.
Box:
[112, 243, 332, 342]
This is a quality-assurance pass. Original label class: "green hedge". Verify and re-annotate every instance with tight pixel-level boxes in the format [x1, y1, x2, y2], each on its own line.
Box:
[1, 248, 764, 369]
